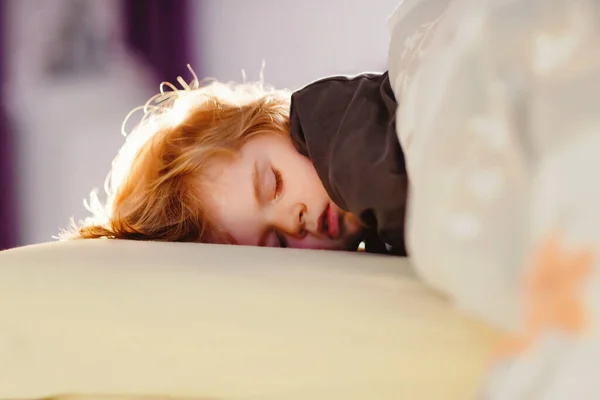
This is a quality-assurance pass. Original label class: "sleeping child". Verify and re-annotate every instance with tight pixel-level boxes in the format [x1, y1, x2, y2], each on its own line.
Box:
[64, 68, 408, 255]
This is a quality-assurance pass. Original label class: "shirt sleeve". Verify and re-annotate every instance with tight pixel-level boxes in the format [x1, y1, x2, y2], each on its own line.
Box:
[289, 72, 408, 255]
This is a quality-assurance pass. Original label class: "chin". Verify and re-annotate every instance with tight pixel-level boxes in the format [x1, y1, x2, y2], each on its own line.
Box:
[340, 214, 365, 251]
[328, 229, 366, 252]
[342, 233, 366, 251]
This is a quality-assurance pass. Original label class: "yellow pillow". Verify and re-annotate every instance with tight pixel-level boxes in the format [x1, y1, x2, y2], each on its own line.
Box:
[0, 240, 499, 400]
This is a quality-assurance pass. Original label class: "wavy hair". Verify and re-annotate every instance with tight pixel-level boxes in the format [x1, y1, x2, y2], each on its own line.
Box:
[61, 66, 291, 243]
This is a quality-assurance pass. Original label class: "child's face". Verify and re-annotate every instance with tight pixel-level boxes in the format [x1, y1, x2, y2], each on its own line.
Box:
[205, 134, 364, 250]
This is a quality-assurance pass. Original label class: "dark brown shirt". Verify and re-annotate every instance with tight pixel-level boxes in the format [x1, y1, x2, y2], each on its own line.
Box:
[289, 72, 408, 255]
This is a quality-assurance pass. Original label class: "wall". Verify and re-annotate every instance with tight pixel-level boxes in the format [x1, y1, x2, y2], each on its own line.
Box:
[7, 0, 398, 246]
[6, 0, 154, 245]
[193, 0, 399, 90]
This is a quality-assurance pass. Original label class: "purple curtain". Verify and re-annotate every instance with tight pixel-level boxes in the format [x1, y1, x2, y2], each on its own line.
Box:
[123, 0, 192, 82]
[0, 1, 18, 251]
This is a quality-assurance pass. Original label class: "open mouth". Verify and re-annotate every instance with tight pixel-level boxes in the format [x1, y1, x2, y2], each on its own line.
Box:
[319, 206, 329, 234]
[319, 204, 340, 239]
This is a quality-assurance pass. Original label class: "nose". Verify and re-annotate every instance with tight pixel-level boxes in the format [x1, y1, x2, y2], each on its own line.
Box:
[270, 202, 307, 237]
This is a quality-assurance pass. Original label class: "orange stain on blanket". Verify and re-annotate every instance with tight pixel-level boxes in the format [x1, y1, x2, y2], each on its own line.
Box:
[494, 233, 594, 360]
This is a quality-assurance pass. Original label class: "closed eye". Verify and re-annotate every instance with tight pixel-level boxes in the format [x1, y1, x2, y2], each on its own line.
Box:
[272, 167, 283, 199]
[276, 231, 288, 248]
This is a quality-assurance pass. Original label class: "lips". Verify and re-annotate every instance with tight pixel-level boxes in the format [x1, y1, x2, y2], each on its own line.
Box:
[319, 203, 340, 239]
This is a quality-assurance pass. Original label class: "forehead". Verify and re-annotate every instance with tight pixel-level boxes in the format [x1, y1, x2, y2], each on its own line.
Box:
[204, 151, 262, 246]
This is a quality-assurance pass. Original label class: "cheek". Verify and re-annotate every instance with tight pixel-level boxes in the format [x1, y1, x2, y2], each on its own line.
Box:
[209, 189, 262, 246]
[285, 154, 327, 194]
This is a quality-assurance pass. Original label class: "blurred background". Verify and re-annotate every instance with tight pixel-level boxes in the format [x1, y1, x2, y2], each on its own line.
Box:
[0, 0, 398, 250]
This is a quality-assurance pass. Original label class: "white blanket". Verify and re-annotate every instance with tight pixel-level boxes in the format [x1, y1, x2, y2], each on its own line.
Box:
[388, 0, 600, 398]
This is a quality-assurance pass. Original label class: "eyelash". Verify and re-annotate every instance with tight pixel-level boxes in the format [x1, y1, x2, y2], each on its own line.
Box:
[273, 168, 283, 199]
[276, 231, 288, 248]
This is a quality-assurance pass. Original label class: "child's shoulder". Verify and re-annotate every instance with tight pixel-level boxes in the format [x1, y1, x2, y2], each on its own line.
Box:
[300, 72, 389, 87]
[290, 72, 394, 130]
[293, 72, 391, 100]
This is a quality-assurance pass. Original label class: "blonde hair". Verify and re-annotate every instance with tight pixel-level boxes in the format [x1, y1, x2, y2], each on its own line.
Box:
[62, 66, 291, 243]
